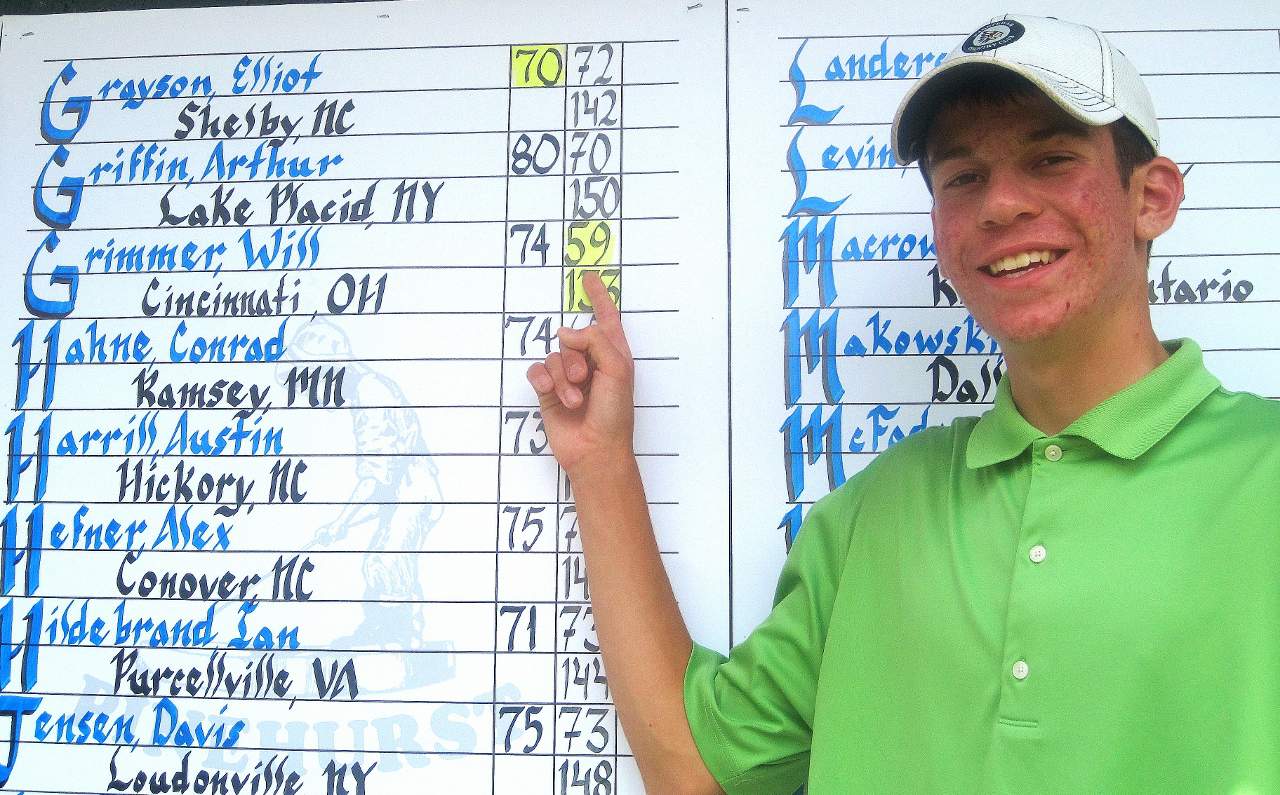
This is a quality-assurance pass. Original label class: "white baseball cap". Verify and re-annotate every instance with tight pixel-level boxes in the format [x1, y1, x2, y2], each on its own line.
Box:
[892, 14, 1159, 165]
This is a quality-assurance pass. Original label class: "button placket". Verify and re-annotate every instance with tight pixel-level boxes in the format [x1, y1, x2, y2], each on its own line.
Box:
[997, 440, 1063, 724]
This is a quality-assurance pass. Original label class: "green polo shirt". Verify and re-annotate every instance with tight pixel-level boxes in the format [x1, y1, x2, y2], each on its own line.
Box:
[685, 338, 1280, 793]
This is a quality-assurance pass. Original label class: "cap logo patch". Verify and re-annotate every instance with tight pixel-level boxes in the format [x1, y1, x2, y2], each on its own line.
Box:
[961, 20, 1026, 53]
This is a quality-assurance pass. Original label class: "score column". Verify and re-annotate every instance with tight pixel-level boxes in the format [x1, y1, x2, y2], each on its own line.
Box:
[555, 41, 624, 795]
[495, 42, 567, 791]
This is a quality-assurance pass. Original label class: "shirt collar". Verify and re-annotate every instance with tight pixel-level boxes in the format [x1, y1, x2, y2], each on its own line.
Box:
[966, 338, 1221, 469]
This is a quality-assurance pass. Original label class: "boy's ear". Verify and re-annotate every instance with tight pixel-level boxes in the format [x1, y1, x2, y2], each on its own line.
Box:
[1133, 156, 1184, 246]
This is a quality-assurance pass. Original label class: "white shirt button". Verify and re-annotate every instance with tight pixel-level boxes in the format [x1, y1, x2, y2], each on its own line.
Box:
[1044, 444, 1063, 462]
[1012, 660, 1030, 680]
[1029, 544, 1047, 563]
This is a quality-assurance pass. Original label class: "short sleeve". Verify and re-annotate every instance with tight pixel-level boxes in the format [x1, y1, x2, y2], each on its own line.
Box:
[682, 480, 864, 794]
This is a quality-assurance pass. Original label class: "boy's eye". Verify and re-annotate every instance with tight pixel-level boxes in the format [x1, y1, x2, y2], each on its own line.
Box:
[1038, 154, 1074, 167]
[943, 172, 981, 188]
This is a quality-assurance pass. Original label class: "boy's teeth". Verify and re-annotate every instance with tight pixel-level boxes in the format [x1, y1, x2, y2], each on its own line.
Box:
[986, 249, 1057, 275]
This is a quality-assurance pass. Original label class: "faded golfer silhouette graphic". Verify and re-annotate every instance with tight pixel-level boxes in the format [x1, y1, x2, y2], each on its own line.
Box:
[282, 318, 454, 692]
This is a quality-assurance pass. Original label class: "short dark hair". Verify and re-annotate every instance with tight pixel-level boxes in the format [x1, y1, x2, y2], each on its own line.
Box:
[916, 68, 1156, 192]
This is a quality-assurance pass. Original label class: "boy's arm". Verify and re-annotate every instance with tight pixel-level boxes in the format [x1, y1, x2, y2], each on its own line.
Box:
[527, 273, 721, 795]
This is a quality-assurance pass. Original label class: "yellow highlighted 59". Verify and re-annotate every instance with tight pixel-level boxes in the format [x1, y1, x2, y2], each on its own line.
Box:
[565, 220, 614, 267]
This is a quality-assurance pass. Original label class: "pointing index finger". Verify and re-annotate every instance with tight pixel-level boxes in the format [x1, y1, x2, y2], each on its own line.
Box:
[582, 270, 618, 320]
[581, 270, 628, 350]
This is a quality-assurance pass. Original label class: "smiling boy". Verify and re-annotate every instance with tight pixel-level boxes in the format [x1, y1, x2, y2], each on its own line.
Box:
[528, 14, 1280, 794]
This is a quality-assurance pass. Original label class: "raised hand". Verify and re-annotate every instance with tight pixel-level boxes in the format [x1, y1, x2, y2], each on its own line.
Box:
[524, 272, 720, 794]
[525, 271, 635, 477]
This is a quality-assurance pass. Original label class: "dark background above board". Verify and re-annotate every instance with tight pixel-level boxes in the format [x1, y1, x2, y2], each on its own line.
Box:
[2, 0, 375, 15]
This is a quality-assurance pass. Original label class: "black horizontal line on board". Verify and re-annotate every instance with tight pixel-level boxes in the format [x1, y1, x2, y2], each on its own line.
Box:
[17, 735, 635, 758]
[1112, 205, 1280, 213]
[46, 79, 680, 106]
[0, 770, 642, 795]
[779, 116, 1280, 128]
[785, 210, 933, 217]
[778, 161, 1280, 173]
[43, 169, 682, 190]
[781, 351, 1000, 358]
[32, 548, 678, 556]
[18, 639, 613, 656]
[9, 499, 681, 507]
[792, 165, 907, 173]
[777, 206, 1277, 218]
[783, 395, 1280, 404]
[17, 308, 681, 322]
[1147, 71, 1280, 76]
[782, 300, 1280, 309]
[780, 346, 1275, 358]
[43, 452, 682, 459]
[43, 39, 681, 63]
[10, 404, 683, 412]
[785, 449, 916, 455]
[13, 356, 681, 366]
[27, 262, 681, 277]
[12, 771, 636, 795]
[33, 124, 679, 146]
[19, 687, 625, 710]
[24, 595, 612, 606]
[778, 72, 1280, 85]
[779, 253, 1280, 262]
[783, 304, 964, 310]
[1155, 299, 1280, 306]
[1152, 206, 1272, 211]
[25, 215, 678, 233]
[776, 28, 1280, 40]
[790, 400, 992, 406]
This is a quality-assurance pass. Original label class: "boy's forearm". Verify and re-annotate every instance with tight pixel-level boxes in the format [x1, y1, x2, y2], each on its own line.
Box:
[569, 454, 721, 795]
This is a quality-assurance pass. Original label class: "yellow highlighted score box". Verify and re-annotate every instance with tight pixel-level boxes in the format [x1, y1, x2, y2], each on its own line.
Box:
[510, 45, 566, 87]
[564, 220, 614, 267]
[564, 267, 621, 313]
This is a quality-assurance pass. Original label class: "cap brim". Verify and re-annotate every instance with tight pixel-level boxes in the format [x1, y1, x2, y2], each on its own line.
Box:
[892, 57, 1123, 165]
